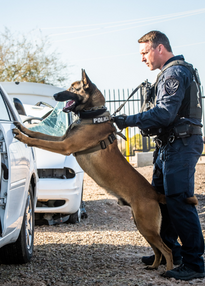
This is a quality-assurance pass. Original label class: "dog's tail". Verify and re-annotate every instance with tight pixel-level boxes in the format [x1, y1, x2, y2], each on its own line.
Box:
[158, 194, 198, 206]
[185, 195, 198, 206]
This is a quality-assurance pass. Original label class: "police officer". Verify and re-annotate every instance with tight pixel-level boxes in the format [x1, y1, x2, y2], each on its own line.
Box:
[114, 31, 205, 281]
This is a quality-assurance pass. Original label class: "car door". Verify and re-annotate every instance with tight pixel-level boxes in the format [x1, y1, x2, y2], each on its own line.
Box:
[0, 89, 30, 237]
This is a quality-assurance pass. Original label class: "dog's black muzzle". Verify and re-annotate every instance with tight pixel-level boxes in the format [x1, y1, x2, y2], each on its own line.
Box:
[53, 90, 81, 102]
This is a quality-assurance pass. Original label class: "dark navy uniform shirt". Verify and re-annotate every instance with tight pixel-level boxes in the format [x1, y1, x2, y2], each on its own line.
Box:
[125, 55, 202, 129]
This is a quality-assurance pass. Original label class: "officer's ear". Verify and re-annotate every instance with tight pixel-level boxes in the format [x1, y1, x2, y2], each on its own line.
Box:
[158, 44, 163, 53]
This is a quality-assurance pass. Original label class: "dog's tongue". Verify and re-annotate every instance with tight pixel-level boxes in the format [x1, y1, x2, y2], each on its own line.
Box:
[63, 100, 76, 113]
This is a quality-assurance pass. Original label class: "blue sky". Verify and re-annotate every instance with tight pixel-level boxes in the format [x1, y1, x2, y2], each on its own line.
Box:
[1, 0, 205, 91]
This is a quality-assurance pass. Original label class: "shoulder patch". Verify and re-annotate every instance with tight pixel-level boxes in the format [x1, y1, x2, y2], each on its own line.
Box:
[165, 78, 180, 95]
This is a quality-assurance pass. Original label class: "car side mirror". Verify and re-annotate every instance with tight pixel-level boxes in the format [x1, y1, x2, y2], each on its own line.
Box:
[13, 98, 27, 116]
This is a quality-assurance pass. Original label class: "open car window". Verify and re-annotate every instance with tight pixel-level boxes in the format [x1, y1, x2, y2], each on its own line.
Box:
[28, 102, 71, 136]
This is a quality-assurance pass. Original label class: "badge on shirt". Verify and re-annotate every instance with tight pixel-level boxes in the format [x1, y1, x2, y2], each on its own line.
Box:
[165, 78, 180, 95]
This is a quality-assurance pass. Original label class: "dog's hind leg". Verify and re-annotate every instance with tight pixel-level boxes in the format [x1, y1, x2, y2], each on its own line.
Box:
[133, 214, 173, 270]
[145, 242, 162, 270]
[145, 234, 173, 271]
[158, 239, 173, 271]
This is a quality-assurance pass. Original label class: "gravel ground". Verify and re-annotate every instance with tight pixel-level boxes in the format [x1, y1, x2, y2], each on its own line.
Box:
[1, 163, 205, 286]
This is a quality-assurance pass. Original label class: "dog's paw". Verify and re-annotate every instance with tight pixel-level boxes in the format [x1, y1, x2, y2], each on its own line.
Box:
[13, 121, 29, 136]
[12, 128, 22, 139]
[13, 121, 24, 131]
[13, 121, 21, 128]
[12, 128, 28, 143]
[144, 266, 158, 271]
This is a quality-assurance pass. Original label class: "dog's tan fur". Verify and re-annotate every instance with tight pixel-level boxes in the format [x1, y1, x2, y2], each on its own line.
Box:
[13, 70, 173, 271]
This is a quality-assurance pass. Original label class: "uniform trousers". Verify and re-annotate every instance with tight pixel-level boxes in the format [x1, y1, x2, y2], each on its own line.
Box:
[152, 135, 204, 272]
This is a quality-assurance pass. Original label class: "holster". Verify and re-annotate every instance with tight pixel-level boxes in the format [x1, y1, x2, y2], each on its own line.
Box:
[173, 124, 202, 138]
[141, 127, 164, 137]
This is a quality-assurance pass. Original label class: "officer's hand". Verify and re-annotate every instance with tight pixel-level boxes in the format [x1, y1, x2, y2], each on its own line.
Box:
[113, 114, 127, 130]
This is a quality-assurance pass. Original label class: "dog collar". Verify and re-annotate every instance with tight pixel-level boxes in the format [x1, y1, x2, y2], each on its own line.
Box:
[78, 107, 107, 119]
[80, 111, 112, 125]
[69, 111, 112, 131]
[92, 115, 111, 124]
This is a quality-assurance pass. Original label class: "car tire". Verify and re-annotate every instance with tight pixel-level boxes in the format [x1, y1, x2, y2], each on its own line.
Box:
[0, 184, 34, 264]
[67, 208, 81, 224]
[67, 184, 85, 224]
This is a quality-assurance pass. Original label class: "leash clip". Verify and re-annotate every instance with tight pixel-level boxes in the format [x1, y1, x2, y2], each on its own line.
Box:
[116, 131, 127, 141]
[169, 134, 175, 143]
[154, 138, 162, 148]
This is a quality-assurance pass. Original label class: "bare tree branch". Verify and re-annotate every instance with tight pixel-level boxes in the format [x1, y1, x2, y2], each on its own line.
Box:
[0, 28, 70, 87]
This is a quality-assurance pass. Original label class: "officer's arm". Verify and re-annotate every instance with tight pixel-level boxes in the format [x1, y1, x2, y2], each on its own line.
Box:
[125, 70, 189, 130]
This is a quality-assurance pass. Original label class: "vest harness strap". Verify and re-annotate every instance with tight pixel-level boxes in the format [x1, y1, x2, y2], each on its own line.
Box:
[73, 133, 116, 157]
[140, 60, 202, 139]
[72, 109, 117, 157]
[156, 60, 202, 120]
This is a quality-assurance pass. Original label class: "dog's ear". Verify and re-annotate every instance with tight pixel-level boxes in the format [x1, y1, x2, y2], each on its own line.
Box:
[82, 69, 93, 90]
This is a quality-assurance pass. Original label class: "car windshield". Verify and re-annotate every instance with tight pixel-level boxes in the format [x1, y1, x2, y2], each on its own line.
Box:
[29, 101, 71, 136]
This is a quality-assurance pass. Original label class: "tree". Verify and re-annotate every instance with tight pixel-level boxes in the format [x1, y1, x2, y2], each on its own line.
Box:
[0, 28, 70, 87]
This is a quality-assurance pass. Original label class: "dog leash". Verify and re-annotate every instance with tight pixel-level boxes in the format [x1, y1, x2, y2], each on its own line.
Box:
[112, 82, 144, 116]
[111, 82, 144, 140]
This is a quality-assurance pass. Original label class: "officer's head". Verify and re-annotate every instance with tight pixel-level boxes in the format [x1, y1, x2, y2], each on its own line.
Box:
[138, 31, 174, 71]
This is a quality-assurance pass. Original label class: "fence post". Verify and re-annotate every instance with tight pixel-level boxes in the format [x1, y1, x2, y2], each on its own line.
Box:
[125, 127, 130, 162]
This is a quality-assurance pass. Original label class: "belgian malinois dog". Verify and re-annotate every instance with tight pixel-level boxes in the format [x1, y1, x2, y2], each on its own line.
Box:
[13, 70, 174, 271]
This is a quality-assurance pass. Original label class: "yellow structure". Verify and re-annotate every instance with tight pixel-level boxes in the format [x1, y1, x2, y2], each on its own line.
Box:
[125, 127, 130, 162]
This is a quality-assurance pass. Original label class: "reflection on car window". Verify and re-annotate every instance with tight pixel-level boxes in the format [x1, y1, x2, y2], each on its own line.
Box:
[29, 102, 70, 136]
[0, 93, 10, 121]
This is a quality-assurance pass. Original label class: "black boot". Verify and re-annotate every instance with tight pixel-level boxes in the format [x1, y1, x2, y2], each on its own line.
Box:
[163, 264, 205, 281]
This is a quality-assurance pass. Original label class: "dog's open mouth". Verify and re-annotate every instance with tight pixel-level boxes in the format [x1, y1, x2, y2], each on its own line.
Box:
[63, 100, 76, 113]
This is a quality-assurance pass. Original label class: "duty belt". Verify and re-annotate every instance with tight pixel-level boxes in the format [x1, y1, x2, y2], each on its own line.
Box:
[154, 124, 202, 148]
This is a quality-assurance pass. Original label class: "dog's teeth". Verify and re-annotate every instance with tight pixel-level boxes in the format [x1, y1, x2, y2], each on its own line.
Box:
[66, 100, 75, 108]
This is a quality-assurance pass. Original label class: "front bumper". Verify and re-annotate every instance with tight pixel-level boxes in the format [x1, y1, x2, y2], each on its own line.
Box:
[35, 172, 84, 214]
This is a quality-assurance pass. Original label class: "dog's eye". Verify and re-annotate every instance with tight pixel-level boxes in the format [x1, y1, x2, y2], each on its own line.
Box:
[70, 86, 80, 92]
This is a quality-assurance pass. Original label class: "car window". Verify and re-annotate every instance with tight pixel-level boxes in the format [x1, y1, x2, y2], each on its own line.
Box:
[0, 93, 11, 121]
[28, 101, 71, 136]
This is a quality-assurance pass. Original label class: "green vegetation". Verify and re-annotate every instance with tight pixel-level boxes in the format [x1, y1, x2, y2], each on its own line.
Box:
[0, 28, 70, 86]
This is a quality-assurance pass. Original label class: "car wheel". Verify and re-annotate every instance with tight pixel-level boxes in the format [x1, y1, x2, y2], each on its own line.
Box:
[0, 184, 34, 264]
[67, 208, 81, 224]
[67, 184, 85, 224]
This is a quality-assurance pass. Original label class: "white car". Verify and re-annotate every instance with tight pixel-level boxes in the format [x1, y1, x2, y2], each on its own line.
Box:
[1, 82, 85, 225]
[23, 102, 85, 225]
[0, 84, 38, 264]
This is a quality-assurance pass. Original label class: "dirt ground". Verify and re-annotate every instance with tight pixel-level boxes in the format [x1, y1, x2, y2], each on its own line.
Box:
[1, 163, 205, 286]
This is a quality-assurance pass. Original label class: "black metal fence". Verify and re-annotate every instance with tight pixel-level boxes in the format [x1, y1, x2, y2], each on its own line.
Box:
[104, 86, 205, 157]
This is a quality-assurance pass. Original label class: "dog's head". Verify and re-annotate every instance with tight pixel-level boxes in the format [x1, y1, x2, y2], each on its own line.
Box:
[54, 70, 105, 114]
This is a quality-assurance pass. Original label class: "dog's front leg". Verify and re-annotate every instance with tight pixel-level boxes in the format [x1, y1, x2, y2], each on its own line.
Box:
[14, 121, 63, 141]
[13, 128, 72, 155]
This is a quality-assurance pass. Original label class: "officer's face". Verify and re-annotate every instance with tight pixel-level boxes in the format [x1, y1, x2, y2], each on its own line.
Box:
[140, 41, 161, 70]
